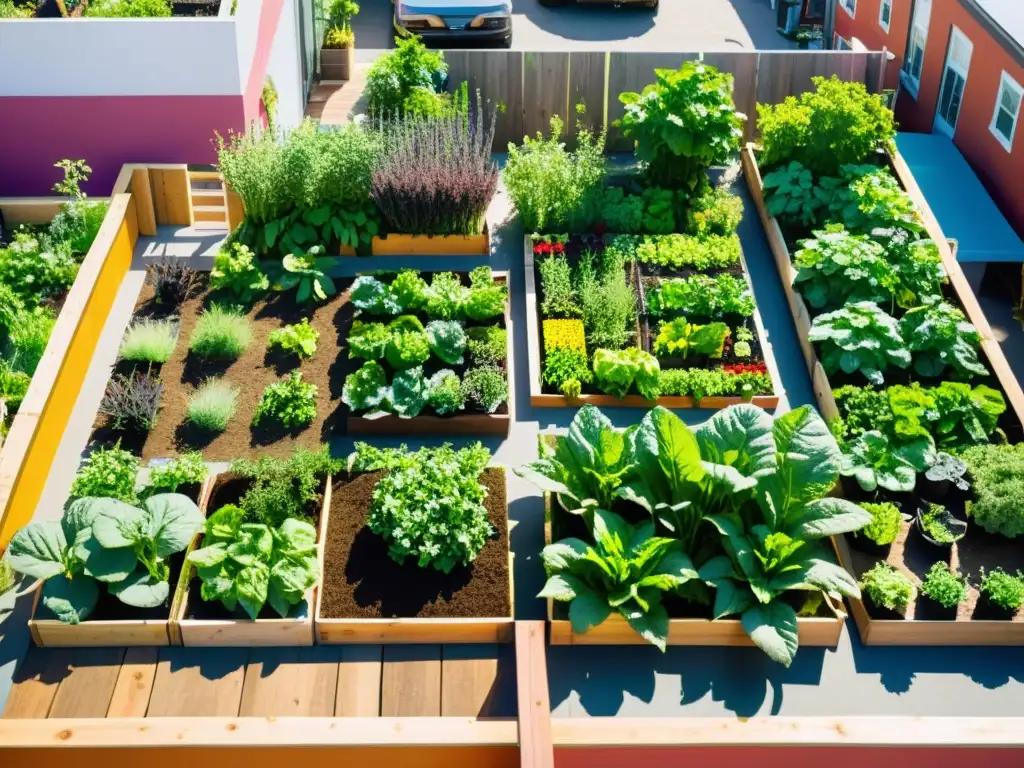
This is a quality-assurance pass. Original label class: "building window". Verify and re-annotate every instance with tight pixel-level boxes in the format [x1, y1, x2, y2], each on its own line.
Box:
[835, 34, 852, 51]
[990, 71, 1023, 152]
[902, 0, 932, 99]
[840, 0, 856, 17]
[879, 0, 892, 32]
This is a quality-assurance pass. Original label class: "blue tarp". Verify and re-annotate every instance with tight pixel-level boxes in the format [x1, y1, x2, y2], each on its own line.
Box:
[895, 132, 1024, 263]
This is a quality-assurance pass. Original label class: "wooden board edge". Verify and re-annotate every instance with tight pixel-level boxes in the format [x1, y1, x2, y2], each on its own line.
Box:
[369, 226, 490, 257]
[546, 615, 842, 647]
[516, 621, 554, 768]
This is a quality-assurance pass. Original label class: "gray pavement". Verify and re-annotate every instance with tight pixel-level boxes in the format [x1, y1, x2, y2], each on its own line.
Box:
[353, 0, 795, 58]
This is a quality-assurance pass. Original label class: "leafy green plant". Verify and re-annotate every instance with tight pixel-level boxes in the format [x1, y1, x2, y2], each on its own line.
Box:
[145, 453, 207, 496]
[885, 233, 946, 306]
[616, 61, 744, 190]
[8, 494, 202, 624]
[653, 318, 729, 359]
[648, 274, 754, 318]
[364, 36, 449, 118]
[544, 347, 592, 392]
[349, 321, 390, 361]
[424, 272, 470, 320]
[809, 302, 910, 385]
[980, 568, 1024, 612]
[920, 563, 967, 608]
[928, 382, 1005, 447]
[387, 269, 428, 313]
[840, 430, 933, 493]
[188, 506, 320, 619]
[0, 362, 31, 417]
[252, 372, 317, 429]
[360, 443, 493, 573]
[86, 0, 172, 17]
[6, 306, 57, 375]
[540, 508, 697, 651]
[189, 305, 252, 360]
[856, 502, 902, 546]
[757, 76, 896, 177]
[633, 233, 741, 271]
[268, 319, 319, 360]
[592, 347, 660, 400]
[576, 250, 636, 350]
[467, 325, 507, 365]
[829, 165, 924, 236]
[918, 502, 966, 545]
[231, 446, 339, 527]
[925, 451, 970, 491]
[425, 320, 467, 366]
[762, 162, 830, 229]
[463, 267, 507, 322]
[503, 115, 606, 232]
[0, 233, 78, 307]
[187, 379, 239, 432]
[899, 298, 987, 378]
[343, 361, 388, 412]
[687, 185, 743, 237]
[385, 316, 431, 370]
[272, 246, 337, 303]
[961, 443, 1024, 538]
[209, 243, 269, 304]
[389, 366, 427, 417]
[71, 444, 140, 503]
[657, 367, 772, 400]
[426, 369, 465, 415]
[793, 227, 895, 310]
[538, 254, 580, 318]
[119, 319, 177, 364]
[859, 562, 913, 612]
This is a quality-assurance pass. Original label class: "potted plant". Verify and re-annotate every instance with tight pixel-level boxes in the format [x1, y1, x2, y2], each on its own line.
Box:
[859, 562, 914, 619]
[920, 452, 969, 501]
[977, 568, 1024, 620]
[915, 501, 967, 549]
[918, 562, 967, 620]
[848, 501, 902, 557]
[321, 0, 358, 82]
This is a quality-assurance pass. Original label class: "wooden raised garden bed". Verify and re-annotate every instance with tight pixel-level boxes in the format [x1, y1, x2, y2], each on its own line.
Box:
[315, 466, 514, 644]
[542, 490, 845, 648]
[27, 475, 213, 648]
[170, 471, 331, 647]
[343, 271, 513, 437]
[743, 142, 1024, 645]
[524, 236, 782, 409]
[366, 224, 491, 257]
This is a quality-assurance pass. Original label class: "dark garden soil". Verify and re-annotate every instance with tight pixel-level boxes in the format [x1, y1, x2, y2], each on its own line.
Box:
[171, 0, 221, 16]
[93, 275, 351, 461]
[844, 491, 1024, 622]
[319, 468, 511, 620]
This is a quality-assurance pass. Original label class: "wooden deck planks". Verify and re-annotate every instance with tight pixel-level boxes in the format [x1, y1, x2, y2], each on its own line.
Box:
[240, 647, 340, 717]
[335, 645, 382, 717]
[106, 648, 158, 718]
[46, 648, 125, 718]
[146, 648, 245, 717]
[2, 647, 68, 719]
[380, 645, 442, 717]
[441, 645, 501, 717]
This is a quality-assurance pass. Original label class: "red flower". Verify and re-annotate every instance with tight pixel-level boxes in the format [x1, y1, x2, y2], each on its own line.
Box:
[724, 362, 767, 376]
[552, 242, 565, 254]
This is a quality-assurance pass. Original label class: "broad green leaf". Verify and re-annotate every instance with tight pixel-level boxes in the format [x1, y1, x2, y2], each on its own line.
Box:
[695, 404, 776, 477]
[62, 497, 103, 549]
[634, 407, 705, 501]
[654, 550, 697, 582]
[236, 562, 270, 620]
[92, 501, 147, 550]
[270, 556, 318, 598]
[41, 574, 98, 624]
[785, 497, 873, 539]
[800, 557, 861, 599]
[568, 588, 612, 634]
[514, 459, 575, 500]
[200, 569, 234, 604]
[566, 404, 612, 471]
[81, 538, 137, 583]
[698, 555, 737, 584]
[629, 537, 678, 570]
[713, 579, 755, 618]
[145, 493, 204, 557]
[540, 539, 590, 571]
[267, 580, 299, 619]
[772, 405, 841, 504]
[741, 601, 799, 667]
[206, 505, 244, 541]
[592, 509, 632, 559]
[623, 603, 670, 652]
[188, 543, 230, 569]
[276, 519, 318, 556]
[8, 521, 67, 580]
[109, 568, 169, 609]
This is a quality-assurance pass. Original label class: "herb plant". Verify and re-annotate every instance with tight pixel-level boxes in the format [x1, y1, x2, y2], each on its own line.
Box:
[648, 274, 755, 318]
[71, 444, 140, 503]
[189, 304, 252, 360]
[426, 369, 465, 415]
[961, 443, 1024, 538]
[231, 446, 340, 527]
[980, 568, 1024, 612]
[342, 361, 388, 412]
[364, 36, 448, 118]
[99, 371, 163, 432]
[840, 430, 932, 492]
[268, 319, 319, 360]
[809, 301, 910, 385]
[859, 562, 913, 612]
[856, 502, 902, 546]
[898, 298, 987, 378]
[538, 254, 581, 318]
[148, 259, 197, 307]
[8, 494, 202, 624]
[187, 379, 239, 432]
[462, 366, 508, 413]
[252, 372, 317, 429]
[577, 251, 636, 350]
[920, 563, 967, 609]
[119, 319, 178, 364]
[209, 243, 269, 304]
[273, 246, 337, 304]
[145, 452, 208, 495]
[592, 347, 660, 400]
[653, 318, 729, 359]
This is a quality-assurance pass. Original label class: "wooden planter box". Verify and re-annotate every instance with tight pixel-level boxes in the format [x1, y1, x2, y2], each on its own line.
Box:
[543, 494, 845, 647]
[366, 224, 490, 257]
[27, 475, 215, 648]
[345, 272, 513, 436]
[170, 474, 332, 647]
[315, 468, 515, 644]
[743, 143, 1024, 645]
[320, 45, 354, 81]
[524, 236, 784, 409]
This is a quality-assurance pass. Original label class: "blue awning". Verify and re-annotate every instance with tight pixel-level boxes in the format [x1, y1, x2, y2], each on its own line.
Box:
[895, 132, 1024, 263]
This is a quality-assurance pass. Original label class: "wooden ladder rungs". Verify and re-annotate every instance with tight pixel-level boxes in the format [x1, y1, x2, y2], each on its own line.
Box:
[188, 170, 223, 181]
[193, 205, 227, 213]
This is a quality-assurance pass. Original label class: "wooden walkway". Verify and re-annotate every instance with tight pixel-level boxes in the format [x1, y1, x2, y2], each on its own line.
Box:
[3, 644, 516, 719]
[305, 66, 370, 126]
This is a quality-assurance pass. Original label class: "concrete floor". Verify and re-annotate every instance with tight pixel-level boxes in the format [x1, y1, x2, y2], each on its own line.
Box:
[352, 0, 796, 59]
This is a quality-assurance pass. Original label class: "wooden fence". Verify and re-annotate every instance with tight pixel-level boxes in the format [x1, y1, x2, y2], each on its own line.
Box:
[443, 50, 887, 151]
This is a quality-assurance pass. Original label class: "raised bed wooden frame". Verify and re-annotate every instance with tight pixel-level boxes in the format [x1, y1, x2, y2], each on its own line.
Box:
[170, 474, 333, 647]
[315, 467, 515, 645]
[743, 142, 1024, 646]
[543, 491, 845, 648]
[345, 271, 513, 437]
[523, 236, 784, 409]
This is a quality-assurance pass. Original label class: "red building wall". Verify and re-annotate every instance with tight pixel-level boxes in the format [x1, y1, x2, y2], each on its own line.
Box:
[893, 1, 1024, 237]
[834, 0, 911, 91]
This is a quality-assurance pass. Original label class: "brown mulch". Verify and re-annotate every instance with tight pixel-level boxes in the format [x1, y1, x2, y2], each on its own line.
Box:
[319, 467, 511, 620]
[101, 275, 352, 461]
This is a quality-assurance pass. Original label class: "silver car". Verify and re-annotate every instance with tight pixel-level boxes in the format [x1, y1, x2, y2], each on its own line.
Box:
[393, 0, 513, 47]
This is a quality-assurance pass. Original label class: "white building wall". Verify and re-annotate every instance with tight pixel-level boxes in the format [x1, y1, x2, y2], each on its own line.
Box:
[266, 0, 305, 129]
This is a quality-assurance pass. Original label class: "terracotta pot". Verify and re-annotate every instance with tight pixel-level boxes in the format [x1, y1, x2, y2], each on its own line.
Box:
[321, 45, 354, 82]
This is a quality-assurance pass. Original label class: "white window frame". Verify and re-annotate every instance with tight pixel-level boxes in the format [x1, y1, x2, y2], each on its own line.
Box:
[934, 27, 973, 137]
[835, 34, 852, 51]
[901, 0, 932, 99]
[990, 71, 1024, 153]
[840, 0, 856, 18]
[879, 0, 892, 32]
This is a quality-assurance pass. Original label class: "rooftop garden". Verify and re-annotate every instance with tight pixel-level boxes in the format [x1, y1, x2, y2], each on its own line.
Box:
[0, 0, 226, 17]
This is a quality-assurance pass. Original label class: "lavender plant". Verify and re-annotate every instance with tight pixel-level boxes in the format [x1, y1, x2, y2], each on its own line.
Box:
[371, 89, 498, 236]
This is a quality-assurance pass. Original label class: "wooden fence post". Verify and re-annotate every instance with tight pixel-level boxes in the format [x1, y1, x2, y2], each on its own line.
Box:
[516, 621, 553, 768]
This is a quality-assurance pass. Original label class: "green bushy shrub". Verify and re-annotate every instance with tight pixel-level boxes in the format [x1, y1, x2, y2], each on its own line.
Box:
[187, 379, 239, 432]
[961, 443, 1024, 538]
[189, 305, 252, 360]
[120, 319, 178, 364]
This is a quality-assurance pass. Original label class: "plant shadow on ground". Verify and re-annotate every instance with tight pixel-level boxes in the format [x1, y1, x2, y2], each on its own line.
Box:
[547, 641, 827, 718]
